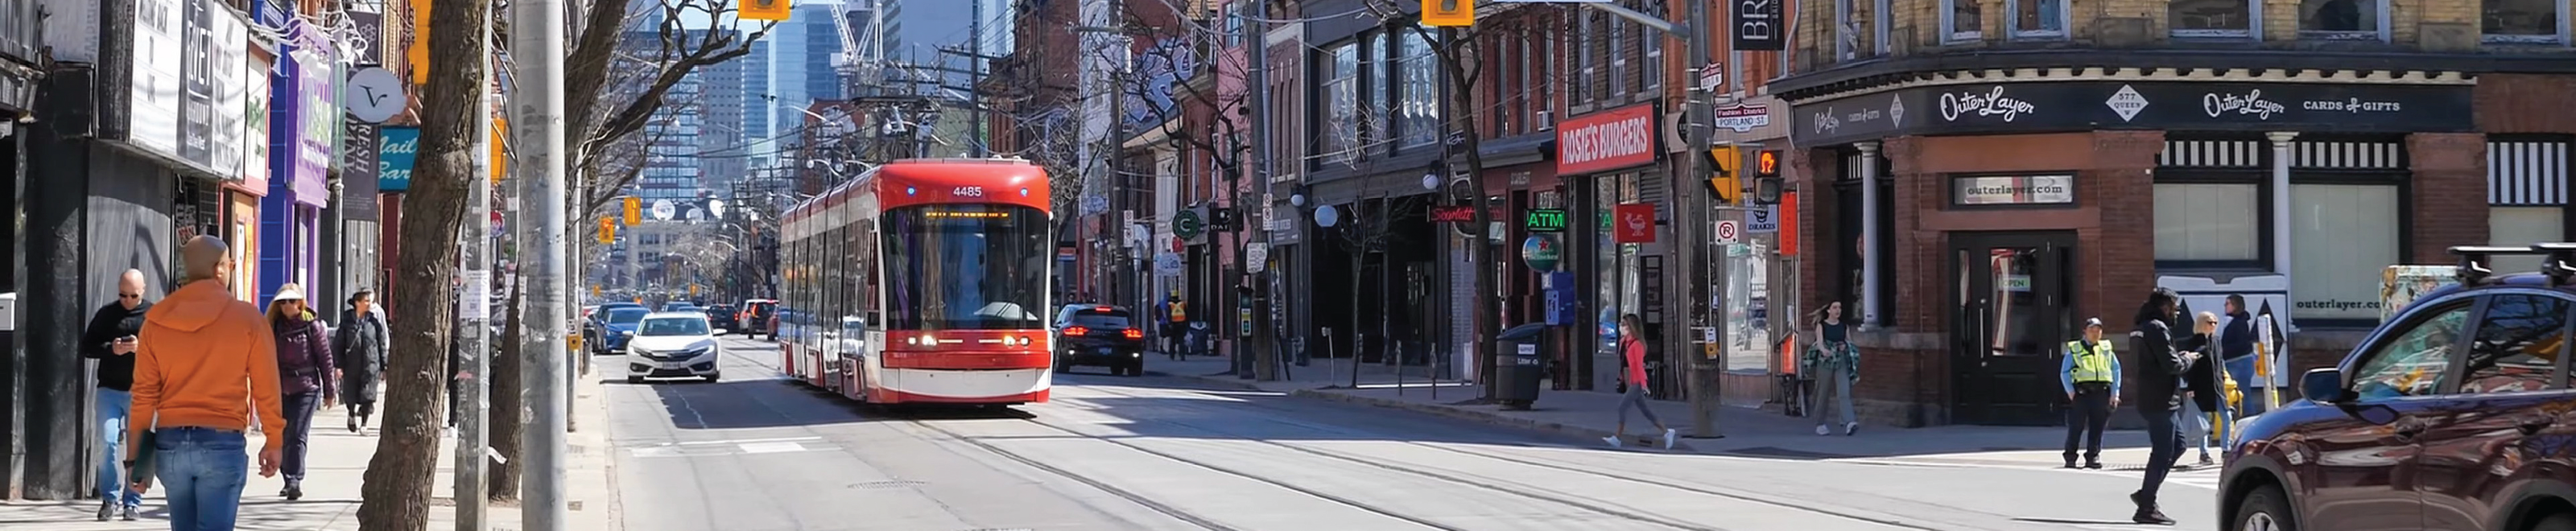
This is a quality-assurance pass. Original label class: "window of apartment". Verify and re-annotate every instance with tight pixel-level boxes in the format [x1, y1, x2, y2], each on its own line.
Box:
[2484, 0, 2570, 43]
[2153, 183, 2264, 262]
[1608, 13, 1629, 97]
[2170, 0, 2257, 38]
[2298, 0, 2384, 39]
[1516, 27, 1534, 134]
[1575, 9, 1596, 103]
[1835, 0, 1856, 59]
[1224, 3, 1246, 47]
[2009, 0, 2069, 38]
[1398, 30, 1439, 148]
[2289, 183, 2401, 323]
[1363, 31, 1391, 151]
[1942, 0, 1984, 42]
[1637, 2, 1662, 92]
[1323, 42, 1360, 165]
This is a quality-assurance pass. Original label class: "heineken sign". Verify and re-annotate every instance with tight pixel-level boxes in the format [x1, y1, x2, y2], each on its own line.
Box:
[1525, 208, 1567, 233]
[1521, 235, 1562, 271]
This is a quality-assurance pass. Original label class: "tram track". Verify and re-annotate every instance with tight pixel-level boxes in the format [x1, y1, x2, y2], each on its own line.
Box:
[1054, 383, 1986, 531]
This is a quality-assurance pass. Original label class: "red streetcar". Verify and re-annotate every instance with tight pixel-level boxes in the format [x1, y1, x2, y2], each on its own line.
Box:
[776, 158, 1054, 405]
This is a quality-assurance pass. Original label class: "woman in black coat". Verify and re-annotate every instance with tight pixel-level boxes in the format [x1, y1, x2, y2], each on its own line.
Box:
[2177, 311, 2227, 467]
[335, 289, 390, 433]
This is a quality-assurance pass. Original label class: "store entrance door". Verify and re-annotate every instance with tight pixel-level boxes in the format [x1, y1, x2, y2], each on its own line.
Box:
[1950, 232, 2076, 426]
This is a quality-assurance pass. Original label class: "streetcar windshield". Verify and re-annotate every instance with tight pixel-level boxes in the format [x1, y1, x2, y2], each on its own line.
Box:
[882, 204, 1049, 330]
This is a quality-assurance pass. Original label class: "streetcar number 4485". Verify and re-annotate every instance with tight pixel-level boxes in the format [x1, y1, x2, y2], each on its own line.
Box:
[952, 187, 986, 197]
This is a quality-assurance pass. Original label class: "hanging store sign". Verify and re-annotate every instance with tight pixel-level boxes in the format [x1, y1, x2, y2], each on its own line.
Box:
[341, 117, 382, 220]
[1556, 103, 1659, 175]
[378, 126, 419, 191]
[1792, 80, 2475, 146]
[1521, 235, 1562, 271]
[1733, 0, 1786, 51]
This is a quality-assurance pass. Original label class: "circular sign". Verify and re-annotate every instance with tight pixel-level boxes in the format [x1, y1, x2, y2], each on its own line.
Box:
[1715, 220, 1741, 243]
[1521, 235, 1561, 271]
[345, 68, 407, 123]
[1314, 204, 1340, 228]
[1174, 209, 1205, 239]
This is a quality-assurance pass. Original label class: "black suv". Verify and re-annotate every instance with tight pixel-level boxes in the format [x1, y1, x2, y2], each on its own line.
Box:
[706, 304, 741, 332]
[2222, 245, 2576, 531]
[1053, 304, 1146, 376]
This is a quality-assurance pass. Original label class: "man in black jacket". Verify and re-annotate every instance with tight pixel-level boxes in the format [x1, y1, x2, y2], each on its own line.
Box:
[77, 270, 152, 521]
[2125, 287, 2199, 525]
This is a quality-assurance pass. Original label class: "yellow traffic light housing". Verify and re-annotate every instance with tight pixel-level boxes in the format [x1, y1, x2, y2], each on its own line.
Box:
[597, 217, 617, 244]
[1422, 0, 1473, 27]
[1703, 147, 1741, 205]
[622, 196, 642, 225]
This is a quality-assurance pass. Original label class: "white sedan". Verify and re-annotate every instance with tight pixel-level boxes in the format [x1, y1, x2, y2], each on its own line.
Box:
[625, 312, 723, 383]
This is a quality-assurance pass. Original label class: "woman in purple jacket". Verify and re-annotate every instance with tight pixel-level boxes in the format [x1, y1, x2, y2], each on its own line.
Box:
[265, 283, 336, 500]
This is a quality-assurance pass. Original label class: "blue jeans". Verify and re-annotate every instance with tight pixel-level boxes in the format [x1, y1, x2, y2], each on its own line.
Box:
[154, 427, 249, 531]
[2227, 356, 2269, 415]
[95, 388, 143, 508]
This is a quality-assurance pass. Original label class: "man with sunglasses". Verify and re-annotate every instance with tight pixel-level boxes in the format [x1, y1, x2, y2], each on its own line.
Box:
[78, 269, 154, 521]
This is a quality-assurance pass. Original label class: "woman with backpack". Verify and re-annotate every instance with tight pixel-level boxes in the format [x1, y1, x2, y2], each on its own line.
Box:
[266, 283, 336, 500]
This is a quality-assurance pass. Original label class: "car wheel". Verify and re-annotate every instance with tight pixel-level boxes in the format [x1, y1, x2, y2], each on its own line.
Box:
[2231, 484, 2297, 531]
[2537, 513, 2576, 531]
[704, 373, 721, 383]
[626, 376, 645, 385]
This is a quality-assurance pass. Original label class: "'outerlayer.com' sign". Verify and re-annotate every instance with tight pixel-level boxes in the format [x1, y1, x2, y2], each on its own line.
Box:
[1555, 103, 1660, 175]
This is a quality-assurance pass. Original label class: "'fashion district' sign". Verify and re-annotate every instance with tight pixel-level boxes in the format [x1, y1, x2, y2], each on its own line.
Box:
[1791, 80, 2474, 146]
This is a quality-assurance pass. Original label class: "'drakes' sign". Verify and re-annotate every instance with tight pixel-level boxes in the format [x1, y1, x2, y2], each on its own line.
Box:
[1556, 103, 1659, 175]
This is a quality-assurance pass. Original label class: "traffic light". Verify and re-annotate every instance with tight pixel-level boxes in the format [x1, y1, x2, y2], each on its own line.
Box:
[1422, 0, 1473, 27]
[622, 196, 642, 225]
[597, 217, 616, 244]
[1703, 146, 1741, 205]
[1751, 150, 1785, 205]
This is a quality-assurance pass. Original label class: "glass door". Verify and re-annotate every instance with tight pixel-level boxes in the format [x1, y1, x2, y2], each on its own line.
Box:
[1951, 232, 2076, 426]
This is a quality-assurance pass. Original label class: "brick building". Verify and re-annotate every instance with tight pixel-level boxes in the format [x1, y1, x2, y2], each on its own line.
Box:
[1777, 0, 2576, 426]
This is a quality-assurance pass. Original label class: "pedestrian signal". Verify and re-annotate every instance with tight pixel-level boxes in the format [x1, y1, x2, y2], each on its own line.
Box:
[739, 0, 791, 21]
[622, 196, 641, 225]
[1751, 150, 1784, 205]
[1422, 0, 1473, 27]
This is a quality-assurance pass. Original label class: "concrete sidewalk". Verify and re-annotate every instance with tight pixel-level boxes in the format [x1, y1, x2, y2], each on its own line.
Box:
[0, 375, 624, 531]
[1150, 352, 2185, 467]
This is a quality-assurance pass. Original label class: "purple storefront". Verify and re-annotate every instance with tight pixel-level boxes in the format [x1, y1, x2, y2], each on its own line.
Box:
[258, 15, 334, 303]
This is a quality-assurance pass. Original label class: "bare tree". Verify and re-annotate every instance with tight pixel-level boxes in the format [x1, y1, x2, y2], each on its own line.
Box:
[361, 0, 491, 525]
[1361, 0, 1503, 394]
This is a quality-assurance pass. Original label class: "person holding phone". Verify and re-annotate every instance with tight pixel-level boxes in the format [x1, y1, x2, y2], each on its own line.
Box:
[79, 269, 154, 521]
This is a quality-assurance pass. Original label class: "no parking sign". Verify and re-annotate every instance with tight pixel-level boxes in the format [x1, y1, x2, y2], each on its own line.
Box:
[1714, 220, 1741, 244]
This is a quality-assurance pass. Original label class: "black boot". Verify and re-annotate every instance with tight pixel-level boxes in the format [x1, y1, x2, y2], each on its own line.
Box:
[2129, 492, 2174, 525]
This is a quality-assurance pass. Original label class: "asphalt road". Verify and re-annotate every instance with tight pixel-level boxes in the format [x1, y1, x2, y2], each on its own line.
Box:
[605, 336, 2224, 531]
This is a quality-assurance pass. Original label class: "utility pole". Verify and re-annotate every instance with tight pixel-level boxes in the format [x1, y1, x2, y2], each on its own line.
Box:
[456, 22, 495, 531]
[1680, 0, 1727, 439]
[968, 0, 985, 156]
[1244, 2, 1274, 381]
[510, 0, 573, 521]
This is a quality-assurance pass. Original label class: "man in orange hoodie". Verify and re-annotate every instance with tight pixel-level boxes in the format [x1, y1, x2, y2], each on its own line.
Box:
[128, 235, 284, 531]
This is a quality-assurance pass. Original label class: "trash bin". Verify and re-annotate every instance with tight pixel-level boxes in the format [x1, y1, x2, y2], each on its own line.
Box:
[1492, 323, 1550, 410]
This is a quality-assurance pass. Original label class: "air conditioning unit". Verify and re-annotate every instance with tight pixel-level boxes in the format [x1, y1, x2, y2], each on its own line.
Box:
[1534, 110, 1554, 131]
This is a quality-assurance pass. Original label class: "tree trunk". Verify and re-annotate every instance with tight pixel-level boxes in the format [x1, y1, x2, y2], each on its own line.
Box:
[488, 273, 526, 500]
[358, 0, 489, 527]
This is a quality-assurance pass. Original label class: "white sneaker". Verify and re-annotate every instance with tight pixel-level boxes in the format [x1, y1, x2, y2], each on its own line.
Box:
[1814, 424, 1831, 436]
[1661, 428, 1678, 449]
[1602, 435, 1624, 447]
[1845, 422, 1860, 436]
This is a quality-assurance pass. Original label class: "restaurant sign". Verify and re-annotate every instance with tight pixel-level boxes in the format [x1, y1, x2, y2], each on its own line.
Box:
[1792, 80, 2474, 146]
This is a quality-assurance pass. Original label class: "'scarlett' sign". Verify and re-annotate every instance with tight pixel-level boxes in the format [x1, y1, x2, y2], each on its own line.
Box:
[1555, 103, 1659, 175]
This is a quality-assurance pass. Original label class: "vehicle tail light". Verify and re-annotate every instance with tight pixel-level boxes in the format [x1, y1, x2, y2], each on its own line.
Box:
[1065, 326, 1091, 336]
[1122, 329, 1144, 340]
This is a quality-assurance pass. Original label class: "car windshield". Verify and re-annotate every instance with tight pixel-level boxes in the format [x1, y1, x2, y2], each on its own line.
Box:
[605, 308, 648, 324]
[638, 318, 711, 336]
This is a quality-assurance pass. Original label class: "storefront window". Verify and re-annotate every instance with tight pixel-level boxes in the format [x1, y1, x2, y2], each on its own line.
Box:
[2490, 206, 2565, 273]
[2289, 183, 2399, 323]
[2153, 183, 2261, 263]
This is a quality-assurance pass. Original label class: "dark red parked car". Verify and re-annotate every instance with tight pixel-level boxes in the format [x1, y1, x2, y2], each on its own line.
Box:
[2223, 245, 2576, 531]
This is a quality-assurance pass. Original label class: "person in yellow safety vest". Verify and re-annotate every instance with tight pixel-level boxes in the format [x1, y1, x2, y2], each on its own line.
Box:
[1156, 293, 1187, 356]
[2062, 317, 2123, 469]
